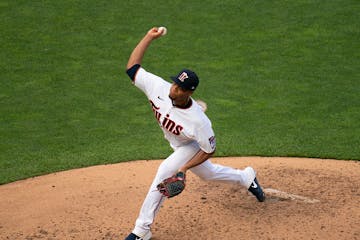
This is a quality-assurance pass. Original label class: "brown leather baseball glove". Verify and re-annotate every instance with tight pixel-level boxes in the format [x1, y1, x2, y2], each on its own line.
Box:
[157, 172, 186, 198]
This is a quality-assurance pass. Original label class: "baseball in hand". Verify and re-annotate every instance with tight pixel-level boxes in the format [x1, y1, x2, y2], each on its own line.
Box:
[158, 26, 167, 36]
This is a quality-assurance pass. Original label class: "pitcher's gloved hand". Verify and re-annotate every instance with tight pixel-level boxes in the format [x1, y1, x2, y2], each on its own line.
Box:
[157, 172, 186, 198]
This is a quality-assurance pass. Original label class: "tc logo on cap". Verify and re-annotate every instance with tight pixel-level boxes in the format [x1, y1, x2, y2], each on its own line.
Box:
[171, 69, 199, 91]
[178, 72, 189, 82]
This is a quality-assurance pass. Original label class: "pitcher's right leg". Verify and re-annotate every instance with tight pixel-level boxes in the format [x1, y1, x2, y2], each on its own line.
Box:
[191, 160, 265, 202]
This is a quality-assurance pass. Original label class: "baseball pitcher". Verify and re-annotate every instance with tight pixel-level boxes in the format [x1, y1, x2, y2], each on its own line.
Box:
[124, 27, 265, 240]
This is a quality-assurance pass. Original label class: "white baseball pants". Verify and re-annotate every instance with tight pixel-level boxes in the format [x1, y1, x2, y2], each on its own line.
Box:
[132, 141, 254, 236]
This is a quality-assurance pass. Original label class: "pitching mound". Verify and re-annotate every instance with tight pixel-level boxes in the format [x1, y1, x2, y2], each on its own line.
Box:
[0, 157, 359, 239]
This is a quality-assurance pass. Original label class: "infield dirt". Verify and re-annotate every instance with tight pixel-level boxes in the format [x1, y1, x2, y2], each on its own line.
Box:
[0, 157, 359, 240]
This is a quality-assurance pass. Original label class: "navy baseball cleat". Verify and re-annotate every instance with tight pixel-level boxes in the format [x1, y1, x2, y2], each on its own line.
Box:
[248, 177, 266, 202]
[125, 232, 152, 240]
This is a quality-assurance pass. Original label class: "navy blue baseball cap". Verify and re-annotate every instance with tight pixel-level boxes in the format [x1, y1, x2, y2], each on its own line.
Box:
[170, 69, 199, 91]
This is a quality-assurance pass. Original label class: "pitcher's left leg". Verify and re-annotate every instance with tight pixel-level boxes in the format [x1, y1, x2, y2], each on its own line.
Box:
[132, 142, 200, 236]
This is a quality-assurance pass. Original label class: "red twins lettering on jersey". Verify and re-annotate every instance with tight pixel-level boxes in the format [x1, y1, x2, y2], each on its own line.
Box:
[150, 100, 161, 122]
[149, 100, 183, 135]
[162, 114, 183, 135]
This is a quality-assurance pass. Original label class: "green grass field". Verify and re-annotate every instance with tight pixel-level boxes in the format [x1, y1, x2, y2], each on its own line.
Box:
[1, 0, 359, 184]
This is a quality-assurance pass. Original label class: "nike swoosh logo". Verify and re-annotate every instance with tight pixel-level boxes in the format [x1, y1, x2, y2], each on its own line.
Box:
[157, 96, 164, 101]
[251, 181, 258, 188]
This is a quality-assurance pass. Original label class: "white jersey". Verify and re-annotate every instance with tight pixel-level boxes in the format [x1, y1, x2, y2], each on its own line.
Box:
[133, 67, 216, 153]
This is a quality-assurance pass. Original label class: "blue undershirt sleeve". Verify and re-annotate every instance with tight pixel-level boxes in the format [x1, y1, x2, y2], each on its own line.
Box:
[126, 64, 141, 81]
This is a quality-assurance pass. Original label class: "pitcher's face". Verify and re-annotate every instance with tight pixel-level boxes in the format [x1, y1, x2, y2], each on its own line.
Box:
[169, 83, 192, 101]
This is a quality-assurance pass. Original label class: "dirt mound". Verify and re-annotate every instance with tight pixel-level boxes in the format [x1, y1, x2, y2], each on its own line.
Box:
[0, 157, 359, 239]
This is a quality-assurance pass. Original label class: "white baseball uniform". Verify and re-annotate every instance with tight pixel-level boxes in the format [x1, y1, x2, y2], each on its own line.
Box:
[130, 67, 255, 237]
